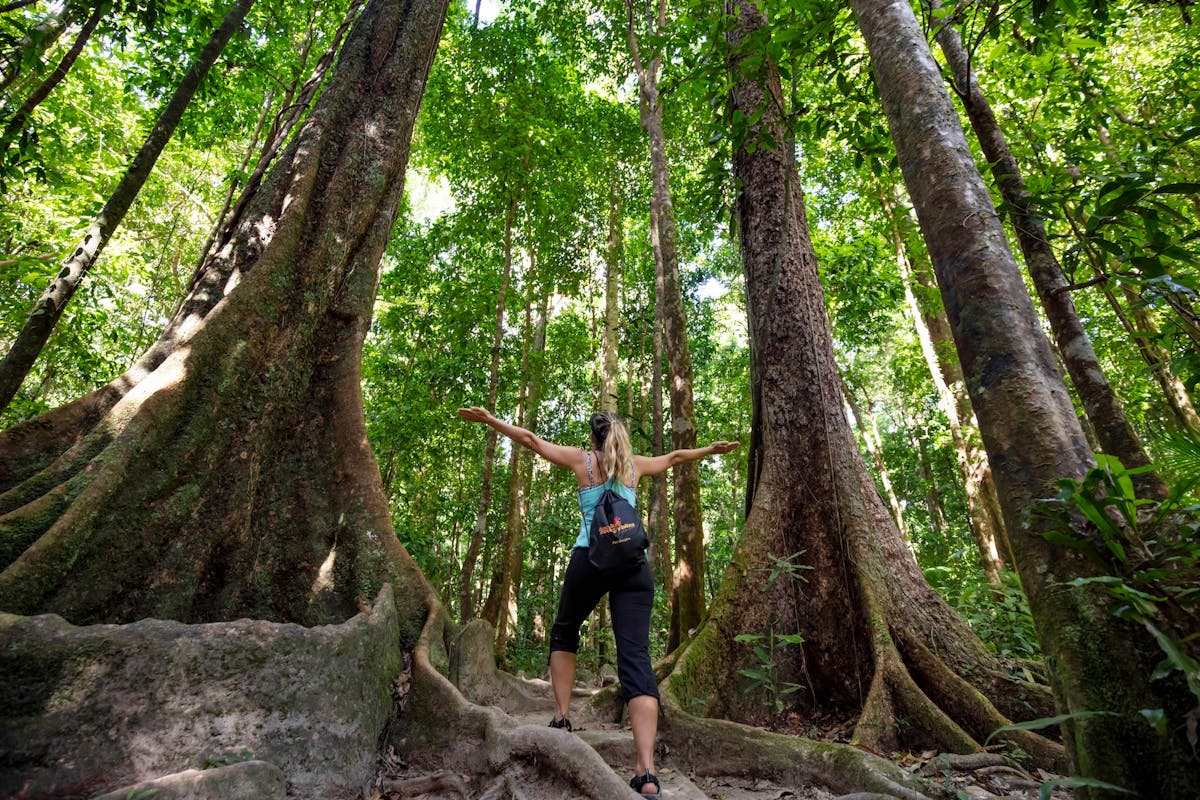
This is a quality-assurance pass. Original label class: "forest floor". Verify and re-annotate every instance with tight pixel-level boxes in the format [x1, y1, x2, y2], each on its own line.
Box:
[359, 661, 1075, 800]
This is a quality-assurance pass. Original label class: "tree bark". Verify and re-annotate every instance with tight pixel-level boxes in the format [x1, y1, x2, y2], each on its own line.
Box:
[662, 0, 1060, 772]
[626, 0, 705, 648]
[458, 193, 515, 622]
[851, 0, 1199, 793]
[649, 285, 673, 626]
[0, 0, 255, 414]
[191, 0, 363, 286]
[191, 88, 276, 277]
[0, 1, 105, 159]
[931, 1, 1167, 499]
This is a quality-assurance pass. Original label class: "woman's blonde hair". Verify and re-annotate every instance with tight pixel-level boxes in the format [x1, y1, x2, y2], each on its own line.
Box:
[589, 412, 634, 486]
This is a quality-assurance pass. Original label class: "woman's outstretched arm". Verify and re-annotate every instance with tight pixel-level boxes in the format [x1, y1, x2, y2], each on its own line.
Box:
[457, 406, 584, 470]
[634, 441, 740, 478]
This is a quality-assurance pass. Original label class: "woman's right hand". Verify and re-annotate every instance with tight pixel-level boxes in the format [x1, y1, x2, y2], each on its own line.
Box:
[457, 407, 494, 424]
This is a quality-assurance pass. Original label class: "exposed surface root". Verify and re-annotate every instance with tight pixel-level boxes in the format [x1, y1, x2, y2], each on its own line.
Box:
[401, 610, 943, 799]
[395, 607, 643, 799]
[898, 627, 1064, 770]
[851, 634, 979, 757]
[658, 684, 936, 800]
[378, 770, 468, 797]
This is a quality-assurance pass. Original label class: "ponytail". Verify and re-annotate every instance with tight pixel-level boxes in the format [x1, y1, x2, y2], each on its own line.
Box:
[589, 412, 635, 485]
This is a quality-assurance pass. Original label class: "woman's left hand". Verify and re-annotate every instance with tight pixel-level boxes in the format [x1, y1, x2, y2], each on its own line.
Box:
[457, 407, 494, 424]
[709, 441, 741, 454]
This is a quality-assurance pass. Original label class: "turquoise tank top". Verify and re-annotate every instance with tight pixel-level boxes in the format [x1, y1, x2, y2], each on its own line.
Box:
[575, 481, 638, 549]
[574, 450, 637, 549]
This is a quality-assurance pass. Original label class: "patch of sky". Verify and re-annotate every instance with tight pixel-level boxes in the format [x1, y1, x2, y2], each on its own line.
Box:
[474, 0, 501, 25]
[406, 169, 456, 224]
[697, 277, 725, 301]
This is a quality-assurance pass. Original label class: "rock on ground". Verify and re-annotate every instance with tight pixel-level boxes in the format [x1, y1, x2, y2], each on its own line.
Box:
[0, 586, 402, 799]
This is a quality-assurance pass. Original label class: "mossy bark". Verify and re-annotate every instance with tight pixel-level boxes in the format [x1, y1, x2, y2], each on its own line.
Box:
[662, 0, 1062, 770]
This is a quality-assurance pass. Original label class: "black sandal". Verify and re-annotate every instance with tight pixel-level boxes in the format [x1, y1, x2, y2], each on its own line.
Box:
[547, 715, 572, 732]
[630, 771, 661, 796]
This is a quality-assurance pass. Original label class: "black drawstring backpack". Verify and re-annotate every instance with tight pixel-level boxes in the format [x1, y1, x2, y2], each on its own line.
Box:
[588, 477, 649, 576]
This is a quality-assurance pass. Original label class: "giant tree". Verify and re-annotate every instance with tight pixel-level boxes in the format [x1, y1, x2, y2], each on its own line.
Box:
[655, 0, 1060, 774]
[0, 0, 444, 623]
[851, 0, 1199, 793]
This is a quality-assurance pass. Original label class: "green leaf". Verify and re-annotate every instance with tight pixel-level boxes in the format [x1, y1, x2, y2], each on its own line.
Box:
[1139, 708, 1167, 734]
[986, 711, 1116, 743]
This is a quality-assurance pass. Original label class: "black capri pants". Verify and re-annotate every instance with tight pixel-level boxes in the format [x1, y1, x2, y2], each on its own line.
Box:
[548, 547, 659, 703]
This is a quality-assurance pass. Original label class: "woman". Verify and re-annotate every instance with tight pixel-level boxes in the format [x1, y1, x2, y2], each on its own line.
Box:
[457, 406, 739, 797]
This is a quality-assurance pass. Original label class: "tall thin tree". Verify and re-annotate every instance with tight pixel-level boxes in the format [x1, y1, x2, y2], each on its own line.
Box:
[625, 0, 706, 648]
[0, 0, 257, 413]
[929, 0, 1167, 499]
[0, 1, 107, 160]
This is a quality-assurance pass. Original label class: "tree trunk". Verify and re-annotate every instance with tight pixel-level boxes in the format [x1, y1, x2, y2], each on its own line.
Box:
[0, 1, 106, 159]
[0, 0, 446, 627]
[457, 193, 515, 622]
[481, 279, 533, 633]
[191, 0, 363, 285]
[931, 2, 1167, 499]
[0, 0, 255, 414]
[879, 188, 1006, 582]
[626, 0, 705, 647]
[649, 286, 673, 628]
[601, 179, 621, 413]
[0, 5, 71, 96]
[662, 1, 1060, 773]
[192, 87, 277, 275]
[907, 416, 949, 539]
[491, 281, 548, 664]
[1111, 282, 1200, 434]
[851, 0, 1199, 793]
